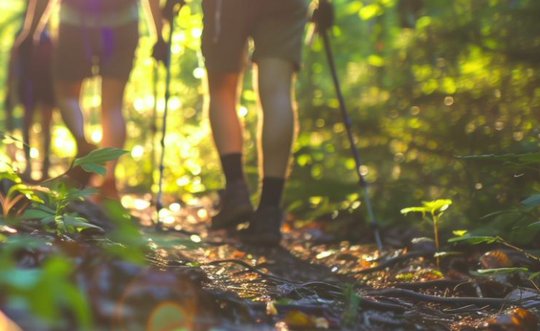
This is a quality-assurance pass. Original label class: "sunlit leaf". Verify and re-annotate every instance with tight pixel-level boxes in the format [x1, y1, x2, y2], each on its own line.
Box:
[434, 251, 462, 258]
[7, 183, 45, 204]
[453, 230, 468, 237]
[400, 206, 426, 214]
[422, 199, 452, 213]
[0, 169, 20, 183]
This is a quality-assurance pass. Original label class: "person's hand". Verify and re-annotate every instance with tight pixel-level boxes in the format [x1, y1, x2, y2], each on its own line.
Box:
[152, 38, 170, 65]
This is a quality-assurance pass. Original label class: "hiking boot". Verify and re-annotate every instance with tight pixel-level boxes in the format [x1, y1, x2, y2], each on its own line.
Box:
[237, 206, 284, 246]
[66, 141, 97, 188]
[211, 180, 254, 230]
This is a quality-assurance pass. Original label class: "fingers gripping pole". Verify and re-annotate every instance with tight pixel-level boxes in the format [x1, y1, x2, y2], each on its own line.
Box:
[155, 0, 186, 229]
[314, 0, 383, 250]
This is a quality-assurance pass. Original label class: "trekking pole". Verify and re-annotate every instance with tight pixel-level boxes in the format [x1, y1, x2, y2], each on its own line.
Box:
[313, 0, 383, 251]
[151, 62, 159, 186]
[155, 0, 186, 229]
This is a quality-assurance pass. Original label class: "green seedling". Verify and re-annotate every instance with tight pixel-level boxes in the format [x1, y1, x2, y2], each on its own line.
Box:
[401, 199, 453, 265]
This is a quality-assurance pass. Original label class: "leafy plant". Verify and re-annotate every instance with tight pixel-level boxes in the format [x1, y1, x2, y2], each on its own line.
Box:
[0, 147, 129, 328]
[401, 199, 453, 265]
[449, 232, 540, 264]
[0, 166, 47, 220]
[0, 234, 93, 330]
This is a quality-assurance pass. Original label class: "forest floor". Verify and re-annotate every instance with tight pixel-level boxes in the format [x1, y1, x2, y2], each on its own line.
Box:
[2, 192, 540, 331]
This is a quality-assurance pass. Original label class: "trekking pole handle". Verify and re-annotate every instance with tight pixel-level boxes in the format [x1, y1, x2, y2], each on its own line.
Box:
[313, 0, 334, 33]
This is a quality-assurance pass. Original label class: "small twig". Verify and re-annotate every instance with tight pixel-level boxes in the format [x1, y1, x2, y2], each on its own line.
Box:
[392, 279, 472, 290]
[498, 237, 540, 264]
[365, 288, 521, 307]
[295, 281, 344, 291]
[359, 298, 409, 312]
[204, 259, 295, 284]
[354, 251, 432, 274]
[442, 304, 490, 314]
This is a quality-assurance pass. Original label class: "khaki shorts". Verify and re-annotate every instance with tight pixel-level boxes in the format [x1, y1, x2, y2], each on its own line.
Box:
[53, 22, 139, 81]
[202, 0, 309, 72]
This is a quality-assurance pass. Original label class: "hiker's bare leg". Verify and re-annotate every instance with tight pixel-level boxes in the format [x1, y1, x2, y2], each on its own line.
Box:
[207, 71, 244, 155]
[100, 77, 128, 197]
[54, 80, 87, 148]
[256, 58, 297, 179]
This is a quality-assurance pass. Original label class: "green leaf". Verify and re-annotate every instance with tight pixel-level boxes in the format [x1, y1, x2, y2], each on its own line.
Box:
[422, 199, 452, 213]
[448, 235, 500, 245]
[2, 235, 50, 252]
[73, 148, 127, 168]
[0, 169, 21, 183]
[528, 221, 540, 229]
[434, 251, 462, 258]
[400, 206, 427, 214]
[452, 230, 468, 237]
[7, 183, 45, 204]
[81, 163, 106, 176]
[401, 199, 452, 216]
[62, 215, 104, 232]
[529, 272, 540, 280]
[21, 208, 56, 224]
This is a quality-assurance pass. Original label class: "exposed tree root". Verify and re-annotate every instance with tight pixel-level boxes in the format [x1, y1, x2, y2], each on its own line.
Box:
[365, 288, 522, 307]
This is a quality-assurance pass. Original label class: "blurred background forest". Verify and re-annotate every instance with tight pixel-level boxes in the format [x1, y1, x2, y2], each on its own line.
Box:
[1, 0, 540, 243]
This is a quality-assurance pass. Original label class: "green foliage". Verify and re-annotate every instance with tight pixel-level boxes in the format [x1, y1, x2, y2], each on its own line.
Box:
[72, 147, 128, 176]
[448, 233, 500, 245]
[0, 147, 139, 328]
[401, 199, 452, 220]
[0, 236, 93, 330]
[448, 190, 540, 245]
[401, 199, 452, 253]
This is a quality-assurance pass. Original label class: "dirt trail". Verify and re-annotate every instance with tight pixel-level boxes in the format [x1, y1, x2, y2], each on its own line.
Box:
[2, 193, 539, 330]
[121, 194, 540, 330]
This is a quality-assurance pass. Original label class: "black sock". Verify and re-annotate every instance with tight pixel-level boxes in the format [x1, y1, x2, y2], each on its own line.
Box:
[259, 177, 285, 209]
[220, 153, 244, 185]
